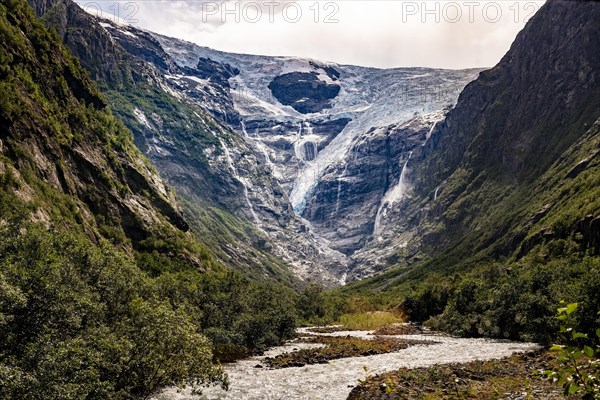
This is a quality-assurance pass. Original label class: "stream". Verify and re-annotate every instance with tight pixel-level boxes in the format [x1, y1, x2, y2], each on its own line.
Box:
[154, 327, 540, 400]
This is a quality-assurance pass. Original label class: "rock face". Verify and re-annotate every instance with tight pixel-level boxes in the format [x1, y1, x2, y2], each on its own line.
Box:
[29, 0, 599, 287]
[302, 112, 446, 257]
[418, 0, 600, 193]
[268, 71, 341, 114]
[350, 0, 600, 284]
[411, 0, 600, 257]
[29, 0, 349, 283]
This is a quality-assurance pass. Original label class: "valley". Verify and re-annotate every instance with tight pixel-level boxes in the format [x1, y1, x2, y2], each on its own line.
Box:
[0, 0, 599, 399]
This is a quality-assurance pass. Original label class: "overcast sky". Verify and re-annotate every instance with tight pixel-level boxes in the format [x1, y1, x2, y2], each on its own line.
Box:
[76, 0, 545, 69]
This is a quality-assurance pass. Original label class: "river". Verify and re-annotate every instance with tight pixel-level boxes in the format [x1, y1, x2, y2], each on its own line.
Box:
[154, 327, 539, 400]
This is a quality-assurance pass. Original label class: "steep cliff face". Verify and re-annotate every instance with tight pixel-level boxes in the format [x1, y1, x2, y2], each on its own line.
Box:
[410, 0, 600, 261]
[0, 0, 211, 269]
[419, 1, 600, 190]
[303, 111, 444, 257]
[268, 71, 341, 114]
[350, 0, 600, 288]
[29, 0, 135, 87]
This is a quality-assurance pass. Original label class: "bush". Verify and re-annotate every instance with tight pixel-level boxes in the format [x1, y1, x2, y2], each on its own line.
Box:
[0, 226, 226, 399]
[545, 302, 600, 399]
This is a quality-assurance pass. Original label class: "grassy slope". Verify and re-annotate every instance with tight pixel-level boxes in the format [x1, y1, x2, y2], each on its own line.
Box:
[0, 0, 214, 271]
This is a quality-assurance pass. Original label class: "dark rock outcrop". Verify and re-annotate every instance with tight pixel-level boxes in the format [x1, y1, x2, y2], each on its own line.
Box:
[268, 72, 341, 114]
[303, 117, 432, 255]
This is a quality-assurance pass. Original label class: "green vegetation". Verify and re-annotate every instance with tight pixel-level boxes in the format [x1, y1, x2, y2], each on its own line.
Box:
[0, 216, 307, 398]
[181, 197, 296, 283]
[545, 303, 600, 398]
[339, 119, 600, 344]
[104, 84, 222, 168]
[0, 0, 205, 270]
[0, 223, 226, 399]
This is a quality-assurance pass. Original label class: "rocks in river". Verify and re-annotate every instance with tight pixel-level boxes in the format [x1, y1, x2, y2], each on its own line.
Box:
[263, 335, 428, 369]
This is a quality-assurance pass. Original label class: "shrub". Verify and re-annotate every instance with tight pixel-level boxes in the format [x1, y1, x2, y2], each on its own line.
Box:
[545, 302, 600, 399]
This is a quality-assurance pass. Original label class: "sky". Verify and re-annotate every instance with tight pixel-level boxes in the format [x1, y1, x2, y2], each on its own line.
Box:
[76, 0, 545, 69]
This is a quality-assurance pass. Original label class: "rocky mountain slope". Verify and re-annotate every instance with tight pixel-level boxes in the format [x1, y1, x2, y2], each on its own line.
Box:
[30, 0, 482, 283]
[409, 0, 600, 271]
[0, 0, 212, 270]
[155, 35, 480, 263]
[348, 0, 600, 302]
[28, 0, 348, 283]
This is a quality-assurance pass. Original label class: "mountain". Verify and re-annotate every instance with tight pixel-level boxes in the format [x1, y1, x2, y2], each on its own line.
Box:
[151, 35, 481, 278]
[0, 0, 209, 269]
[27, 0, 343, 283]
[406, 0, 600, 272]
[28, 0, 482, 283]
[31, 0, 597, 297]
[344, 0, 600, 342]
[0, 2, 316, 397]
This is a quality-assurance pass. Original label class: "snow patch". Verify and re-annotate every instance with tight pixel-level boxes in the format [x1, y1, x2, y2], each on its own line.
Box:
[133, 107, 152, 130]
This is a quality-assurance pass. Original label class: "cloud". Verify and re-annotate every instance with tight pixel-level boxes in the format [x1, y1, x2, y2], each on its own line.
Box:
[75, 0, 545, 69]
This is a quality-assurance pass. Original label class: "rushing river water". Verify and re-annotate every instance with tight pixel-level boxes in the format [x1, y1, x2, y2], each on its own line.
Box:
[154, 327, 540, 400]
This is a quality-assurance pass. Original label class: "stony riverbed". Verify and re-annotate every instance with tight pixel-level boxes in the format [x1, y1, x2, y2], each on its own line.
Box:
[154, 327, 540, 400]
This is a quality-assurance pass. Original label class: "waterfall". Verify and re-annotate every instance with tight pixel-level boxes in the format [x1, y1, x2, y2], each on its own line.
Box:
[294, 141, 305, 162]
[218, 138, 261, 226]
[424, 121, 437, 144]
[434, 181, 446, 201]
[241, 120, 249, 138]
[373, 151, 413, 235]
[334, 162, 349, 218]
[294, 122, 320, 162]
[240, 119, 278, 177]
[257, 142, 276, 175]
[303, 141, 318, 161]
